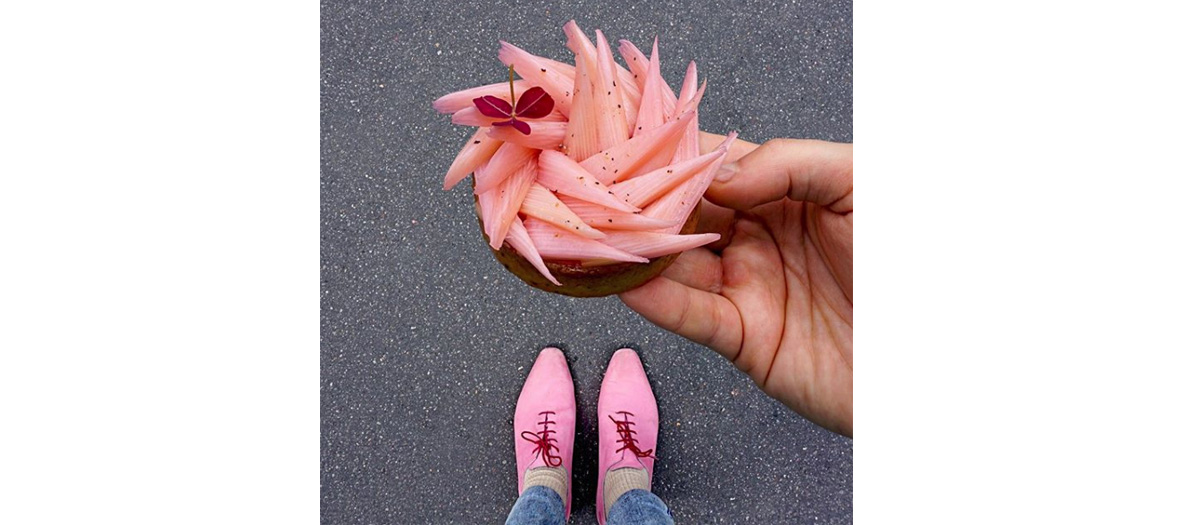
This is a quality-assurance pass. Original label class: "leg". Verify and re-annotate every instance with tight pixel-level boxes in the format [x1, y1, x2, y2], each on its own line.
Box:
[505, 485, 567, 525]
[605, 488, 674, 525]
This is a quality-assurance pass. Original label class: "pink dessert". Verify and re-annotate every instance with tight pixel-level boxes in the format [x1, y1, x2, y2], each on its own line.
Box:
[434, 20, 737, 296]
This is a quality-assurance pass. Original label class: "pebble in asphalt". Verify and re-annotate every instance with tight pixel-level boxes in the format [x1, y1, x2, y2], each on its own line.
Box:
[322, 1, 853, 523]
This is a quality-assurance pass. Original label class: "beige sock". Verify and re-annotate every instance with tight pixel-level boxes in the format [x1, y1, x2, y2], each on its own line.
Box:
[523, 466, 568, 507]
[604, 468, 650, 515]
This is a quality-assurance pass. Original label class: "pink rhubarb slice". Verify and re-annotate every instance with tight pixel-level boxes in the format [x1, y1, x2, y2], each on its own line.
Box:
[559, 196, 677, 231]
[432, 80, 534, 114]
[643, 132, 737, 232]
[444, 127, 502, 190]
[519, 183, 605, 239]
[600, 231, 721, 259]
[498, 42, 575, 116]
[620, 81, 705, 178]
[477, 156, 538, 250]
[537, 150, 637, 212]
[608, 147, 726, 208]
[592, 30, 631, 150]
[472, 142, 536, 194]
[562, 53, 602, 162]
[671, 62, 701, 163]
[487, 121, 568, 150]
[506, 217, 561, 286]
[632, 38, 667, 137]
[617, 39, 678, 118]
[562, 21, 638, 130]
[579, 107, 696, 184]
[525, 218, 648, 264]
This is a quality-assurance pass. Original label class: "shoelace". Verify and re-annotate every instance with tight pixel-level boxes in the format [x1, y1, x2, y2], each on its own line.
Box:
[609, 411, 654, 459]
[520, 410, 562, 467]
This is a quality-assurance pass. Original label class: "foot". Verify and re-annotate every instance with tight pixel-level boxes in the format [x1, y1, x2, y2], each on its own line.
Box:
[596, 348, 659, 525]
[514, 347, 576, 520]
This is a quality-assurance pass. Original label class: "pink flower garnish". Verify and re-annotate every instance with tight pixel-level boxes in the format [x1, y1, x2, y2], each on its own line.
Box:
[472, 65, 554, 135]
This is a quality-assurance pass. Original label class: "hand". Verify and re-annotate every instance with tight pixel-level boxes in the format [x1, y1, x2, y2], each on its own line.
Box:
[620, 133, 853, 436]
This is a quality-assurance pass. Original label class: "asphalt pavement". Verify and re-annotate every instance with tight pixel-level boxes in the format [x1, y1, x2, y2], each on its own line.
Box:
[322, 1, 853, 522]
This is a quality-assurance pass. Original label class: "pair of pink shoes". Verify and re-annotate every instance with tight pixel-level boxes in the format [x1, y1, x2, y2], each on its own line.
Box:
[514, 347, 658, 525]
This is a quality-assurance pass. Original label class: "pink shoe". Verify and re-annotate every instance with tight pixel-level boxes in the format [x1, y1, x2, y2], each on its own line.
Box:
[596, 348, 659, 525]
[514, 347, 576, 520]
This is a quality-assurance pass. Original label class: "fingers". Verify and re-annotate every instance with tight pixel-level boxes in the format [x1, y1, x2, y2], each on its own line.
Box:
[619, 276, 742, 357]
[661, 248, 722, 293]
[705, 138, 853, 212]
[716, 217, 787, 379]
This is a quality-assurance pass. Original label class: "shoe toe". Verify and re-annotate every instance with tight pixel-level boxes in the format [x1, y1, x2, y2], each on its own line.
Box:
[533, 347, 572, 379]
[604, 348, 651, 392]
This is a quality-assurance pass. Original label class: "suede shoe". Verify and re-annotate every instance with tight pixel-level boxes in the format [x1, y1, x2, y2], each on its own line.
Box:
[514, 347, 576, 519]
[595, 348, 659, 524]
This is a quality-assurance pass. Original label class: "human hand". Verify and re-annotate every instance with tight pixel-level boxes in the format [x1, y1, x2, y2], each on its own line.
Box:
[619, 133, 853, 436]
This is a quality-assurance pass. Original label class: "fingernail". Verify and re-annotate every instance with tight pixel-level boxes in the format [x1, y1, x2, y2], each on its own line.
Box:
[714, 162, 739, 183]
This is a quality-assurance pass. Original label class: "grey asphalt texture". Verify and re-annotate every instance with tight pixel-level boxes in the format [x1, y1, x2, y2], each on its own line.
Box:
[322, 1, 852, 523]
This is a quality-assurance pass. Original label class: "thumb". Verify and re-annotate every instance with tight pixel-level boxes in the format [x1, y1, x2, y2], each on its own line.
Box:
[705, 138, 853, 212]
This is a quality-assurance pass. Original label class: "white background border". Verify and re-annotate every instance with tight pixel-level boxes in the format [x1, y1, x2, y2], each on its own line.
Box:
[3, 1, 1178, 523]
[3, 1, 319, 523]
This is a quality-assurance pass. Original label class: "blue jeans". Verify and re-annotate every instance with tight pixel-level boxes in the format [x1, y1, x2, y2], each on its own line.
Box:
[505, 486, 674, 524]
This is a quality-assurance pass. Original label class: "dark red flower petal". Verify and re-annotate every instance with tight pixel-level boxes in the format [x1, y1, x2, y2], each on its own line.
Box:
[510, 118, 531, 135]
[514, 87, 555, 119]
[490, 119, 530, 135]
[473, 95, 513, 118]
